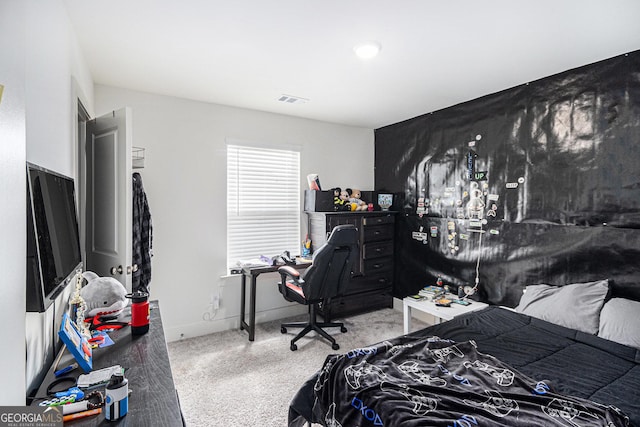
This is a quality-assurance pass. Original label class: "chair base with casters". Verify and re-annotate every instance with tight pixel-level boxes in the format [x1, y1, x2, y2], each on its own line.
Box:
[280, 303, 347, 351]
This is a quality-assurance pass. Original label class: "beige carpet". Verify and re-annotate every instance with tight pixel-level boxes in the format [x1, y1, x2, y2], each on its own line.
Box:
[167, 308, 427, 427]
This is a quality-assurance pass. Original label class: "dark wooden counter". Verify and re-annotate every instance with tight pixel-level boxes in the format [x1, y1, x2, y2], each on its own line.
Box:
[33, 300, 184, 426]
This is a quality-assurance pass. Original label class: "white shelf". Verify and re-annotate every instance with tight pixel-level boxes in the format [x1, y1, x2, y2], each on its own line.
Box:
[133, 146, 145, 169]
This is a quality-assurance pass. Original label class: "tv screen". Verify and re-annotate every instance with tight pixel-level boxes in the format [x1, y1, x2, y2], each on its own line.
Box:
[26, 163, 82, 312]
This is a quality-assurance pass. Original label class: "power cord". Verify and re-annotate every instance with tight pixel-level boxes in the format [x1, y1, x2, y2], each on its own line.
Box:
[202, 308, 218, 321]
[461, 222, 484, 299]
[473, 229, 483, 292]
[202, 296, 219, 321]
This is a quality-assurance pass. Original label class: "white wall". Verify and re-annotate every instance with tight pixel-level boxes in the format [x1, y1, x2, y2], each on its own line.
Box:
[95, 85, 374, 341]
[0, 0, 28, 405]
[23, 0, 95, 398]
[0, 0, 94, 400]
[25, 1, 94, 174]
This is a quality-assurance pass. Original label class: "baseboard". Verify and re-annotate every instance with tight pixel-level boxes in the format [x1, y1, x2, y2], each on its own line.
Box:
[164, 304, 307, 342]
[166, 298, 437, 342]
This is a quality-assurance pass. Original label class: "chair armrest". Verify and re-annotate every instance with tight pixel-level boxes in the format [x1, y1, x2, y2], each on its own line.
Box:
[278, 265, 301, 279]
[278, 266, 305, 299]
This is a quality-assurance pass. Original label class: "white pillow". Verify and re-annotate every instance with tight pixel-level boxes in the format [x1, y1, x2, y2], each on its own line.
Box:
[597, 298, 640, 350]
[515, 280, 610, 334]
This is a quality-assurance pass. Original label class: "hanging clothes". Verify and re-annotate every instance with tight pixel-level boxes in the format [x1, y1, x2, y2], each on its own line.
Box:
[132, 172, 152, 293]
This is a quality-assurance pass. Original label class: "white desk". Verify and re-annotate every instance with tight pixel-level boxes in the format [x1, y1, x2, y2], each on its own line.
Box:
[403, 294, 488, 334]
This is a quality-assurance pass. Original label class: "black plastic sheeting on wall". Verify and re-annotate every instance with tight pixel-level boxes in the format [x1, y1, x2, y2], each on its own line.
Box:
[375, 50, 640, 307]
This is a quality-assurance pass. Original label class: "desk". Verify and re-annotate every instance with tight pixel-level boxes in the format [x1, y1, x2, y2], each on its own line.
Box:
[240, 262, 311, 341]
[403, 295, 488, 334]
[33, 301, 183, 426]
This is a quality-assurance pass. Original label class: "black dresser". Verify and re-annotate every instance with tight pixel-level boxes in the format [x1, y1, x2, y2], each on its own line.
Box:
[306, 211, 396, 320]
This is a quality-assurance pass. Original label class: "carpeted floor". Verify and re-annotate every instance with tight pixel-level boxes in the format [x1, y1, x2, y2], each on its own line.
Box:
[167, 308, 427, 426]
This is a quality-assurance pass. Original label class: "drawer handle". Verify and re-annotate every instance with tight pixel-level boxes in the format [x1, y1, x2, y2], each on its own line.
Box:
[373, 263, 382, 268]
[374, 230, 381, 235]
[375, 248, 383, 253]
[378, 278, 387, 283]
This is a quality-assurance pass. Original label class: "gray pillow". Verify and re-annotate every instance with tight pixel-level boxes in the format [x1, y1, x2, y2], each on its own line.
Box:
[515, 280, 610, 334]
[597, 298, 640, 349]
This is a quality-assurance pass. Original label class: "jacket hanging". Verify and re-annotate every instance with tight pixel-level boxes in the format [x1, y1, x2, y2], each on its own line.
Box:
[132, 172, 152, 293]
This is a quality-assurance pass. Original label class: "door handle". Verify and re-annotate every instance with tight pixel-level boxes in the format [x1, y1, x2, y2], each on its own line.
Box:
[123, 264, 139, 275]
[110, 265, 123, 275]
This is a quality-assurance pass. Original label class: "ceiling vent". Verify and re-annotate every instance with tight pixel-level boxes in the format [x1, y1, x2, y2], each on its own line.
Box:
[278, 94, 309, 104]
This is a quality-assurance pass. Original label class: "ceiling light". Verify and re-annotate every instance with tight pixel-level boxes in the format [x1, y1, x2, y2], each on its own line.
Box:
[354, 41, 381, 59]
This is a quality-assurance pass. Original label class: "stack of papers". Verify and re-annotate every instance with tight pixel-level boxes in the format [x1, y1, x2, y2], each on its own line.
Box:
[236, 259, 271, 268]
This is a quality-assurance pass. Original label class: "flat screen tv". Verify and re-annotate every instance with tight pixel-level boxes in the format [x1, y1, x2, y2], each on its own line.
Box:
[26, 162, 82, 312]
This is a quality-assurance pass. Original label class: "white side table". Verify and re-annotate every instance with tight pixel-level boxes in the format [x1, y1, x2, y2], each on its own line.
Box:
[403, 294, 488, 334]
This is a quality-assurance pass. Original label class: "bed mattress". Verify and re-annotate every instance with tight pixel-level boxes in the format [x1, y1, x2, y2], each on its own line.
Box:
[288, 306, 640, 426]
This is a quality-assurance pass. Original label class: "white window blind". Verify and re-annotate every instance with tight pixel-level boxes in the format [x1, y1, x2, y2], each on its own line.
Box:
[227, 144, 300, 268]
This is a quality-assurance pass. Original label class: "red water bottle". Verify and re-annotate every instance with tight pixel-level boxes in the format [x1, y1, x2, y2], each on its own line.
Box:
[127, 291, 149, 335]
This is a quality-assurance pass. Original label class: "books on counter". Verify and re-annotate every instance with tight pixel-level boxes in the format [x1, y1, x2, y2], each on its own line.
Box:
[419, 286, 446, 296]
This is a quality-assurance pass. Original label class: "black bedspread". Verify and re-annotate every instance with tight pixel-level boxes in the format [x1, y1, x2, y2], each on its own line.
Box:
[289, 306, 640, 426]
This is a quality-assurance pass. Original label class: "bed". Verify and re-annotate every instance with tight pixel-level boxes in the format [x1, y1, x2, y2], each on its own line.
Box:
[288, 281, 640, 427]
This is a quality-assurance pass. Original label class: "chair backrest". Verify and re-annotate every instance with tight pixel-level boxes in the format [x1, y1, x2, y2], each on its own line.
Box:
[301, 224, 358, 301]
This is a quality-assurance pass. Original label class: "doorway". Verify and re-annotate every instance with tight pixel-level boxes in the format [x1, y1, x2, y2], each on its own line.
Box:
[76, 102, 133, 291]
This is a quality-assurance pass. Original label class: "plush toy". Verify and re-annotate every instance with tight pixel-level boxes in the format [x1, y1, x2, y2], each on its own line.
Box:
[346, 188, 368, 211]
[340, 189, 353, 210]
[331, 187, 345, 211]
[340, 188, 350, 203]
[80, 271, 128, 317]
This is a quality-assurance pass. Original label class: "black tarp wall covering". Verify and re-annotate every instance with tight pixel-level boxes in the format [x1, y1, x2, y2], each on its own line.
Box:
[375, 50, 640, 307]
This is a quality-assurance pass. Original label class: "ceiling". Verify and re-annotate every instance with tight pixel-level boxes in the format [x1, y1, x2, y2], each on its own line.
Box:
[63, 0, 640, 129]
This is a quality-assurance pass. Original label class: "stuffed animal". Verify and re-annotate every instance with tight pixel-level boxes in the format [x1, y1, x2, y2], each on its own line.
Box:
[340, 188, 350, 203]
[346, 188, 368, 211]
[331, 187, 351, 211]
[331, 187, 345, 211]
[80, 271, 128, 317]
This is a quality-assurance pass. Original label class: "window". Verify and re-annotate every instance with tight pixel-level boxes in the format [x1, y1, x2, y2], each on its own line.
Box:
[227, 143, 300, 268]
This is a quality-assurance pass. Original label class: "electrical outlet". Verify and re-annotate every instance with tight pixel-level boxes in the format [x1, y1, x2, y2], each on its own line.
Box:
[212, 293, 220, 309]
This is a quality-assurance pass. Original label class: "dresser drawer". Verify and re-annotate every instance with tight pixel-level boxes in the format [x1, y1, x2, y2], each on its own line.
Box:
[345, 273, 392, 294]
[327, 215, 358, 233]
[362, 241, 393, 259]
[363, 256, 393, 275]
[362, 215, 394, 226]
[321, 289, 393, 321]
[362, 224, 393, 242]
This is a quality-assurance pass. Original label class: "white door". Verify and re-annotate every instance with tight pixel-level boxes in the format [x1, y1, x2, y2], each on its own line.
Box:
[85, 108, 133, 291]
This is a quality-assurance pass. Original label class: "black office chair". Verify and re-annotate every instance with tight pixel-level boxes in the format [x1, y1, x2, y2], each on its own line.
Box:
[278, 224, 358, 351]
